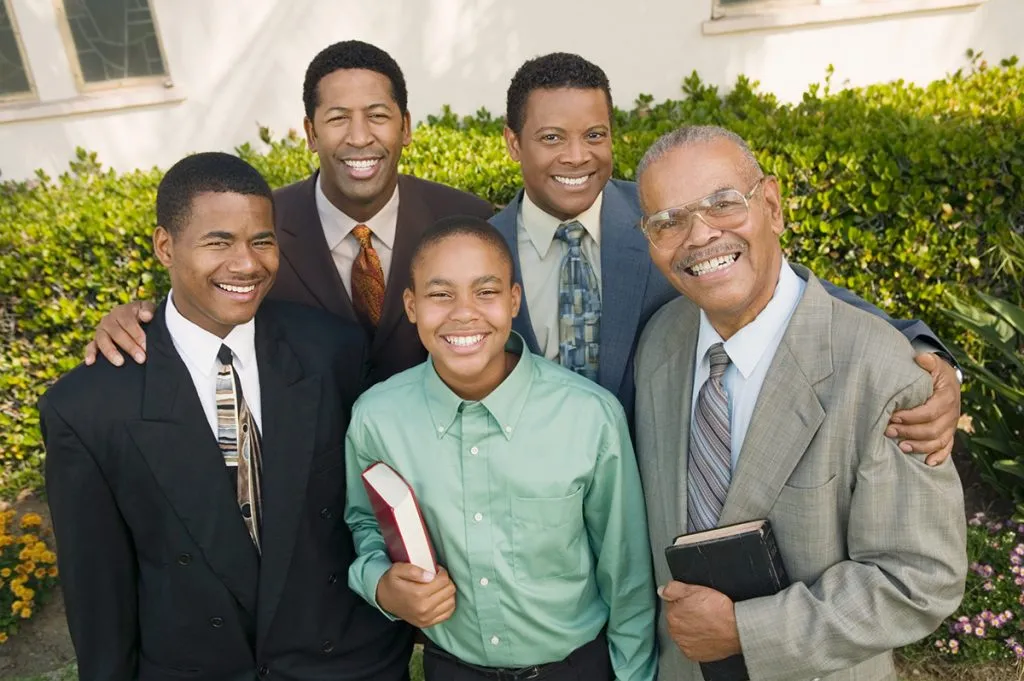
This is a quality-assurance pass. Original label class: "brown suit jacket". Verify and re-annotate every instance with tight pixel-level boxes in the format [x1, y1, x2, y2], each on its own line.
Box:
[271, 172, 494, 382]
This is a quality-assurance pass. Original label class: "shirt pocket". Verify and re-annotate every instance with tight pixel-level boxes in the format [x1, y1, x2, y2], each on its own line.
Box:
[511, 485, 586, 582]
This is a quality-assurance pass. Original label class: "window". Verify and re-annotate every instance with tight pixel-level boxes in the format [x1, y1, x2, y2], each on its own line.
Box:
[707, 0, 987, 33]
[0, 0, 33, 101]
[56, 0, 167, 90]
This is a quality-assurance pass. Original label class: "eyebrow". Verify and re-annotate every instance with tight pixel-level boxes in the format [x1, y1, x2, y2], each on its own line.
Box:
[199, 230, 234, 240]
[424, 274, 504, 287]
[324, 102, 393, 114]
[252, 231, 276, 240]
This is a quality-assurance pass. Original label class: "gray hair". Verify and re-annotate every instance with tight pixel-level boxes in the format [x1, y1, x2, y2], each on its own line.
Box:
[635, 125, 763, 187]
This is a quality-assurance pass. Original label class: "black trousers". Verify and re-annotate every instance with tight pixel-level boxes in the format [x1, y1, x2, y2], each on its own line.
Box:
[422, 633, 612, 681]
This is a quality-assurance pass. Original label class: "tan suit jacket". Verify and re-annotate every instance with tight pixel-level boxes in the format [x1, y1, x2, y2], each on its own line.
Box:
[634, 266, 967, 681]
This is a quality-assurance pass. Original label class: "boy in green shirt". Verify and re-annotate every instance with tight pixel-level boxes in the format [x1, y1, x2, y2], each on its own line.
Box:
[344, 216, 656, 680]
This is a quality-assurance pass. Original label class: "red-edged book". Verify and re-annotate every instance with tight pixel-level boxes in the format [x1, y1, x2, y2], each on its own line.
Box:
[361, 462, 438, 573]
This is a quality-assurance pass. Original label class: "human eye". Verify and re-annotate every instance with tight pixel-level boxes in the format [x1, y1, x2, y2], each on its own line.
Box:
[540, 133, 561, 143]
[586, 130, 607, 141]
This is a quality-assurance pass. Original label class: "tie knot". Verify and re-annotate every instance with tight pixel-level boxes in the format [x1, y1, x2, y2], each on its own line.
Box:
[707, 343, 730, 379]
[217, 344, 234, 367]
[555, 221, 586, 247]
[352, 224, 373, 248]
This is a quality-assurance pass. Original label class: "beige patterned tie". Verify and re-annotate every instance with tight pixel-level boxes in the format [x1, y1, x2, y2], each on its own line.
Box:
[687, 343, 732, 533]
[216, 344, 263, 554]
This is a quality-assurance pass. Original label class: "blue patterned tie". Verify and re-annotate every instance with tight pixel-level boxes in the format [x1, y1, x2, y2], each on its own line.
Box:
[555, 221, 601, 381]
[687, 343, 732, 533]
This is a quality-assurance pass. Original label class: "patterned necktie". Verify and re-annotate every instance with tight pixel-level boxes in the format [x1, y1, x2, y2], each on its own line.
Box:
[351, 224, 386, 329]
[687, 343, 733, 533]
[216, 344, 263, 554]
[555, 221, 601, 381]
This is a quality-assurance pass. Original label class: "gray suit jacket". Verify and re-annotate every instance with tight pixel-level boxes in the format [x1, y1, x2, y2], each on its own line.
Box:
[634, 266, 966, 681]
[492, 180, 949, 422]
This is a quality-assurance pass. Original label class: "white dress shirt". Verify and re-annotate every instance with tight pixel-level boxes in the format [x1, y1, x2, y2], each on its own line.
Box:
[165, 290, 263, 436]
[316, 174, 399, 298]
[691, 261, 806, 468]
[516, 190, 604, 360]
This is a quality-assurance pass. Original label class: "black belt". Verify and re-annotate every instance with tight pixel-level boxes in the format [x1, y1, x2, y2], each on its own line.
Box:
[423, 632, 606, 680]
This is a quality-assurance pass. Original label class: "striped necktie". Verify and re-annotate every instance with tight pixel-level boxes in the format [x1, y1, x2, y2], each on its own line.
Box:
[555, 221, 601, 381]
[351, 224, 386, 329]
[687, 343, 732, 533]
[216, 344, 263, 554]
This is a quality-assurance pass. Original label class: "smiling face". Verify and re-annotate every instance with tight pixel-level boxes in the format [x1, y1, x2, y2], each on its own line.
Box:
[403, 233, 521, 401]
[154, 191, 278, 338]
[503, 87, 613, 222]
[639, 140, 785, 339]
[304, 68, 412, 223]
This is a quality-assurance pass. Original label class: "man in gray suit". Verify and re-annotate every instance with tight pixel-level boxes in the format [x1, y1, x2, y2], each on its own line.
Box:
[633, 125, 966, 681]
[490, 52, 961, 464]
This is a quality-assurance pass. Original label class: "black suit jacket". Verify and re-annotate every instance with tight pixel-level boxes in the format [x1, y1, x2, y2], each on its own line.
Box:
[40, 301, 410, 681]
[271, 172, 494, 382]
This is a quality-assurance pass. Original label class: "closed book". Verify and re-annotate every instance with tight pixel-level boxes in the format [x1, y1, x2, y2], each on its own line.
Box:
[665, 519, 790, 681]
[361, 462, 438, 573]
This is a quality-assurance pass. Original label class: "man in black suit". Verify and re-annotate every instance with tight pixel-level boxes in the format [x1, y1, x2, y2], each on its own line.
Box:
[85, 41, 493, 381]
[41, 152, 409, 681]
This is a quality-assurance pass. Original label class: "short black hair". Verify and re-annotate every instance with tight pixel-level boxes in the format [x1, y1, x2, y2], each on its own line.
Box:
[409, 216, 514, 286]
[505, 52, 613, 134]
[156, 152, 273, 235]
[303, 40, 408, 119]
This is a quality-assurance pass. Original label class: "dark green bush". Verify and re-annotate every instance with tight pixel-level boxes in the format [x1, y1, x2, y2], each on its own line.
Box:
[2, 57, 1023, 498]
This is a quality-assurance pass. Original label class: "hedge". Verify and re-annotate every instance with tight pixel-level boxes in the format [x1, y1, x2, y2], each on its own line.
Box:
[1, 56, 1022, 498]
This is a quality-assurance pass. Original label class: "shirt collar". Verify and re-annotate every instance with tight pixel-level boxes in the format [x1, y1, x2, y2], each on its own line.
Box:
[423, 332, 534, 441]
[519, 189, 604, 259]
[165, 290, 257, 376]
[315, 172, 399, 251]
[695, 260, 803, 379]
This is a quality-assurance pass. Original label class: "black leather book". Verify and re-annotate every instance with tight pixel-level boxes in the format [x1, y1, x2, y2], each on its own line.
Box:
[665, 519, 790, 681]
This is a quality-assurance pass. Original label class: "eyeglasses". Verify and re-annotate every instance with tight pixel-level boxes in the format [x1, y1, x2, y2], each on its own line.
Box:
[640, 176, 767, 251]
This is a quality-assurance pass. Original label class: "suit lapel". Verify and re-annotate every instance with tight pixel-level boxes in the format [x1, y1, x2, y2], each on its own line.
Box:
[252, 308, 321, 647]
[598, 180, 650, 393]
[492, 192, 542, 353]
[127, 305, 260, 616]
[370, 175, 424, 355]
[653, 302, 700, 535]
[718, 272, 832, 525]
[277, 172, 354, 318]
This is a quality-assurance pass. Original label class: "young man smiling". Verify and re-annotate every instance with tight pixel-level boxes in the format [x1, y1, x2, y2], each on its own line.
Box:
[41, 153, 410, 681]
[491, 52, 962, 462]
[344, 216, 657, 681]
[86, 40, 493, 382]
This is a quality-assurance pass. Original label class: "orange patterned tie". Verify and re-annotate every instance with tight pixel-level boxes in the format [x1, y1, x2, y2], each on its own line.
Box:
[351, 224, 386, 328]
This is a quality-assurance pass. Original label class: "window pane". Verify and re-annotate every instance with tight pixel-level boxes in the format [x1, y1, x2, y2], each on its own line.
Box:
[63, 0, 166, 83]
[0, 2, 31, 96]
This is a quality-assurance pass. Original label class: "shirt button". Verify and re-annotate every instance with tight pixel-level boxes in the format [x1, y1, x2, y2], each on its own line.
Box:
[258, 664, 269, 677]
[327, 573, 338, 585]
[470, 446, 479, 455]
[437, 425, 444, 433]
[177, 553, 192, 566]
[479, 577, 489, 586]
[504, 426, 512, 434]
[473, 512, 483, 522]
[320, 507, 333, 520]
[209, 616, 224, 628]
[491, 635, 500, 646]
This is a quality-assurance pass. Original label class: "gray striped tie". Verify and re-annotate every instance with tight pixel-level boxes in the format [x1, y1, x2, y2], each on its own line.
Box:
[687, 343, 732, 533]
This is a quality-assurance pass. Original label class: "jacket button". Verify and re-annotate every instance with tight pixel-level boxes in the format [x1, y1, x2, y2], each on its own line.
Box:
[327, 573, 338, 585]
[177, 553, 192, 566]
[210, 617, 223, 628]
[321, 639, 334, 653]
[258, 664, 269, 677]
[320, 507, 333, 520]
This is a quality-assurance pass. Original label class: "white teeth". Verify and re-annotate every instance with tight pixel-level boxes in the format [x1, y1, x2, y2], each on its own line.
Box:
[218, 283, 256, 294]
[689, 254, 738, 276]
[445, 334, 484, 347]
[554, 175, 589, 187]
[344, 159, 379, 169]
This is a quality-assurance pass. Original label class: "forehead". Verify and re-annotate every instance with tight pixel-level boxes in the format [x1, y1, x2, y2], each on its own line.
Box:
[521, 87, 610, 130]
[641, 141, 748, 210]
[180, 192, 274, 234]
[414, 234, 511, 281]
[316, 68, 395, 108]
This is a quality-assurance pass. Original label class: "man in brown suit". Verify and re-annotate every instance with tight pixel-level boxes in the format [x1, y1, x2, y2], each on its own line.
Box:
[86, 41, 493, 381]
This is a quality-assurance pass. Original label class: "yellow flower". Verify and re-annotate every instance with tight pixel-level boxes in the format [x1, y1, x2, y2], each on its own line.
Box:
[0, 569, 10, 578]
[47, 567, 58, 577]
[20, 588, 34, 601]
[20, 607, 31, 619]
[34, 568, 46, 579]
[10, 601, 21, 613]
[19, 513, 42, 529]
[0, 632, 8, 643]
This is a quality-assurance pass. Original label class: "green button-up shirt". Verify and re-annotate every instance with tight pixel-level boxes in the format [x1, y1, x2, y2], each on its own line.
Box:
[345, 333, 656, 680]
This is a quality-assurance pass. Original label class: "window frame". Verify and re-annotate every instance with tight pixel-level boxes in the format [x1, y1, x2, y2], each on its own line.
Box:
[53, 0, 171, 93]
[0, 0, 36, 104]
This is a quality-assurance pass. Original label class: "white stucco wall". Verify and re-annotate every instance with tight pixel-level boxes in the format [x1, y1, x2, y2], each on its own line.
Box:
[0, 0, 1020, 181]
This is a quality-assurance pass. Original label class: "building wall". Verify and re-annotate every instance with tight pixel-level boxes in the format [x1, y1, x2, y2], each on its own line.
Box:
[0, 0, 1019, 181]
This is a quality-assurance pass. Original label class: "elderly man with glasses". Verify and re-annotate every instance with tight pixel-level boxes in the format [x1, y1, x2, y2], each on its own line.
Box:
[632, 125, 966, 681]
